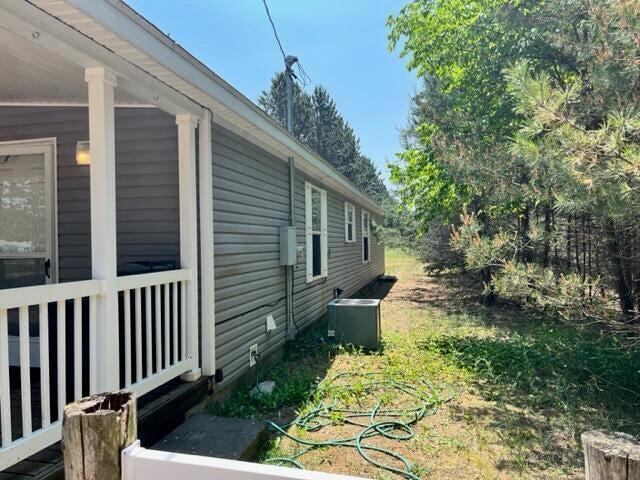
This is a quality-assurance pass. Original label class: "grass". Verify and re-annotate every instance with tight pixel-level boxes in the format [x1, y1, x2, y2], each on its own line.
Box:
[211, 248, 640, 479]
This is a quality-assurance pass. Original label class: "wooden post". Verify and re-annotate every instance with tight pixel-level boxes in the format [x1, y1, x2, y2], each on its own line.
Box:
[62, 391, 136, 480]
[582, 430, 640, 480]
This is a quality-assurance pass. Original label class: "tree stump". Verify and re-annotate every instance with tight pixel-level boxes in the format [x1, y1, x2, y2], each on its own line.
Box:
[582, 430, 640, 480]
[62, 390, 137, 480]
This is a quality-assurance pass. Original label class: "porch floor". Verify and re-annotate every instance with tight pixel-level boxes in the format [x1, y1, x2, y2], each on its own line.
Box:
[1, 376, 210, 480]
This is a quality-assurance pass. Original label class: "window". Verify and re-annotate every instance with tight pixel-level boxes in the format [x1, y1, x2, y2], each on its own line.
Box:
[305, 182, 327, 282]
[362, 210, 371, 264]
[344, 202, 355, 243]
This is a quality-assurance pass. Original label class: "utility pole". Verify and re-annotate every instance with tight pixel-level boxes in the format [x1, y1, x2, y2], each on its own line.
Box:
[284, 55, 298, 134]
[284, 54, 297, 340]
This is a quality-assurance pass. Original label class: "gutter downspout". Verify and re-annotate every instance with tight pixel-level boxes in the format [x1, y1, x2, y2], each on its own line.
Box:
[199, 108, 216, 376]
[286, 157, 296, 339]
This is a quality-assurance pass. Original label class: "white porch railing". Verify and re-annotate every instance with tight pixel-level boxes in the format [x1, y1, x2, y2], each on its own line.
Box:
[0, 279, 103, 470]
[116, 269, 196, 397]
[0, 269, 197, 470]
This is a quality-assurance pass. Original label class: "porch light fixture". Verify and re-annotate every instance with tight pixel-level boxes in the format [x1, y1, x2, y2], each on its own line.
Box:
[76, 141, 90, 165]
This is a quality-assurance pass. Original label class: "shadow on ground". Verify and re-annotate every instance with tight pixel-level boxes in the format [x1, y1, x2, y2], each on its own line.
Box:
[354, 276, 397, 300]
[389, 271, 479, 306]
[447, 401, 579, 473]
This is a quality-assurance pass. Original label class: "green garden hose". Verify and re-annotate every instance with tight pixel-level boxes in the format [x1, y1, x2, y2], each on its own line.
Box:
[263, 372, 445, 480]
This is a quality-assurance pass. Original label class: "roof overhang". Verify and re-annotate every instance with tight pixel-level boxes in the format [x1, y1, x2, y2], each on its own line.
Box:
[1, 0, 383, 215]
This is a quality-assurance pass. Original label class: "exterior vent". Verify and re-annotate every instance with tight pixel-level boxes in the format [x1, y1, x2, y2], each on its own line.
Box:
[327, 298, 381, 350]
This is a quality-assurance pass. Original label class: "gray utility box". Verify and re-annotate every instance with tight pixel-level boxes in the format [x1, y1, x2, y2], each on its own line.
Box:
[327, 299, 381, 350]
[279, 226, 297, 266]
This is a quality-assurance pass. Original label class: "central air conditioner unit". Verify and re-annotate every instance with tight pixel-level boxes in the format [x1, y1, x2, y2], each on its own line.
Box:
[327, 298, 381, 350]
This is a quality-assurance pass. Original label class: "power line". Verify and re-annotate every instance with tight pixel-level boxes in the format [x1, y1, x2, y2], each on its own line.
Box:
[261, 0, 286, 60]
[296, 62, 311, 88]
[260, 0, 312, 89]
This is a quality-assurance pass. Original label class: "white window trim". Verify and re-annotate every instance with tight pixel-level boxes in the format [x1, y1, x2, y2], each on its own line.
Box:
[305, 182, 328, 283]
[344, 201, 356, 243]
[361, 209, 371, 264]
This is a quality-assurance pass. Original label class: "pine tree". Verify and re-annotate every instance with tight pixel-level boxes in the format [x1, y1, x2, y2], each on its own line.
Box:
[309, 86, 342, 163]
[258, 73, 388, 202]
[353, 154, 387, 201]
[258, 72, 314, 145]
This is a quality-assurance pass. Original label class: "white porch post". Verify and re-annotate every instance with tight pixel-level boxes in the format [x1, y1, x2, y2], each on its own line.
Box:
[198, 109, 216, 376]
[85, 66, 119, 392]
[176, 114, 201, 381]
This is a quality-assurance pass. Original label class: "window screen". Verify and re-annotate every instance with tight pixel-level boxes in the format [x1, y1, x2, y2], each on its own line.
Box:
[362, 210, 371, 263]
[344, 202, 355, 242]
[305, 182, 327, 282]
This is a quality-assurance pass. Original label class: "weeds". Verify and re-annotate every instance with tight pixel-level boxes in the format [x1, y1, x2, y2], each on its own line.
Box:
[417, 319, 640, 474]
[424, 324, 640, 413]
[211, 329, 334, 420]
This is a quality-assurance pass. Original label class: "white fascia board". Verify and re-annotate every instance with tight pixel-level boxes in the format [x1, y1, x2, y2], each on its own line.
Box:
[1, 1, 201, 117]
[59, 0, 383, 215]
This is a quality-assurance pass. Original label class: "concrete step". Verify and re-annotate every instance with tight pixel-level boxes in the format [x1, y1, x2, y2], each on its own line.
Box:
[152, 414, 268, 461]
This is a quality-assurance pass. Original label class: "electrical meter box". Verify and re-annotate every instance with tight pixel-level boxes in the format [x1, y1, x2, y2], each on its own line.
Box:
[279, 226, 297, 266]
[327, 299, 381, 350]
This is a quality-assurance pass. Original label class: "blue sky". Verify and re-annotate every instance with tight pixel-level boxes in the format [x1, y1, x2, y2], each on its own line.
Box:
[127, 0, 418, 185]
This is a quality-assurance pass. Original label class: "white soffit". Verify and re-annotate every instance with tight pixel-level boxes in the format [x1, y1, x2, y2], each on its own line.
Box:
[20, 0, 383, 214]
[0, 24, 142, 104]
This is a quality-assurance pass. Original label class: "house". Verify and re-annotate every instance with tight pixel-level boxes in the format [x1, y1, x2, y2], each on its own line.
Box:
[0, 0, 385, 475]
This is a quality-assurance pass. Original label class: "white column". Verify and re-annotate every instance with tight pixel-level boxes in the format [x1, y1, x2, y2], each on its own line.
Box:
[176, 113, 201, 381]
[85, 66, 119, 392]
[198, 109, 216, 376]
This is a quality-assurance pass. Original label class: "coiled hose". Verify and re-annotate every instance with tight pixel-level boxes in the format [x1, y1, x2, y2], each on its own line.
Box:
[263, 372, 445, 480]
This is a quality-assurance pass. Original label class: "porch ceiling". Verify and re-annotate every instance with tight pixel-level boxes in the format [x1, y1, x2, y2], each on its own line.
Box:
[0, 25, 144, 105]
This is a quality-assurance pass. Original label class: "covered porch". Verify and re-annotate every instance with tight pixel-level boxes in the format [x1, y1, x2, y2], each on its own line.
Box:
[0, 4, 216, 472]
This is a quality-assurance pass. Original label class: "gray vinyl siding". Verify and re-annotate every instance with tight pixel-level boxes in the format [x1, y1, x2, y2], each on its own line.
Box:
[211, 124, 385, 385]
[211, 124, 289, 384]
[0, 106, 180, 282]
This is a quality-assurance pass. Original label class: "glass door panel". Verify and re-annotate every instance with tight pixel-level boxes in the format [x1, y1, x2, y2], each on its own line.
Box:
[0, 145, 54, 289]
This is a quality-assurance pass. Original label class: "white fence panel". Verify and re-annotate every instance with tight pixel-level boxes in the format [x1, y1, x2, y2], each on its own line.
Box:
[122, 442, 366, 480]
